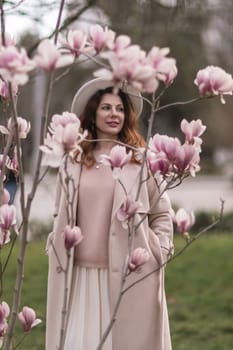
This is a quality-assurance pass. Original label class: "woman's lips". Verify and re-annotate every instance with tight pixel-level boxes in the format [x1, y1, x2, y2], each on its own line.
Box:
[106, 121, 120, 127]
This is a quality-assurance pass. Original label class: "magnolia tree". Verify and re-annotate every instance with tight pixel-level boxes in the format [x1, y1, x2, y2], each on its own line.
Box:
[0, 1, 233, 349]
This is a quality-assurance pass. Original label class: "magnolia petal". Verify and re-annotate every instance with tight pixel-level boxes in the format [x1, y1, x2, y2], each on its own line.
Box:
[0, 126, 9, 135]
[41, 152, 62, 168]
[56, 54, 74, 68]
[31, 318, 42, 328]
[112, 167, 121, 179]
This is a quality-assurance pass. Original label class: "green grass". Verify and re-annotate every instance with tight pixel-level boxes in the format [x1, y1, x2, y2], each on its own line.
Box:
[166, 234, 233, 350]
[1, 234, 233, 349]
[1, 241, 47, 349]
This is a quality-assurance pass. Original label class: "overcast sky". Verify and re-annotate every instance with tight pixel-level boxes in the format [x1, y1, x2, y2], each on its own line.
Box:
[4, 0, 66, 39]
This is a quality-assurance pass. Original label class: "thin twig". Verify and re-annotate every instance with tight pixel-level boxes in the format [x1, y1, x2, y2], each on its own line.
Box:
[1, 234, 17, 276]
[12, 333, 27, 350]
[154, 96, 202, 113]
[54, 0, 66, 45]
[58, 250, 71, 350]
[50, 239, 65, 273]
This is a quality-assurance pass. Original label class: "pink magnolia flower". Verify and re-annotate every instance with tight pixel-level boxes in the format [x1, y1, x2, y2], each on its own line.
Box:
[0, 301, 9, 341]
[59, 30, 87, 57]
[0, 149, 18, 181]
[149, 133, 202, 177]
[15, 116, 31, 138]
[110, 35, 131, 52]
[188, 146, 201, 177]
[43, 124, 80, 154]
[95, 45, 158, 93]
[146, 46, 177, 85]
[18, 306, 42, 332]
[40, 125, 78, 166]
[0, 155, 9, 181]
[131, 61, 158, 93]
[146, 46, 170, 68]
[0, 321, 8, 341]
[117, 196, 141, 225]
[0, 302, 10, 324]
[181, 118, 206, 144]
[1, 189, 10, 205]
[0, 116, 31, 139]
[63, 225, 83, 250]
[40, 133, 64, 167]
[2, 147, 19, 173]
[128, 247, 150, 272]
[34, 39, 73, 71]
[88, 25, 115, 52]
[40, 115, 87, 167]
[149, 134, 181, 162]
[0, 79, 18, 99]
[49, 112, 80, 132]
[0, 45, 35, 85]
[173, 144, 196, 175]
[0, 204, 17, 246]
[146, 150, 170, 176]
[194, 65, 233, 103]
[100, 145, 132, 179]
[156, 57, 177, 86]
[173, 208, 195, 234]
[0, 204, 17, 231]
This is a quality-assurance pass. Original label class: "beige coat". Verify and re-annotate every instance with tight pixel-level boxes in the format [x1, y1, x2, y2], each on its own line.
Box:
[46, 159, 174, 350]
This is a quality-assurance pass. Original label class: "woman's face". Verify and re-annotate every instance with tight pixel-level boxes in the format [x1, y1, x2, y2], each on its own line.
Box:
[95, 93, 125, 140]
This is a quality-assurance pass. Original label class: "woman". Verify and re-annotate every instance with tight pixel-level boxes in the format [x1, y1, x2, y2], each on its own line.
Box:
[46, 78, 174, 350]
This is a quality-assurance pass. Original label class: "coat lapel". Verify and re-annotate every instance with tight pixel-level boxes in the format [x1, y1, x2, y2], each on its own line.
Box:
[60, 159, 82, 226]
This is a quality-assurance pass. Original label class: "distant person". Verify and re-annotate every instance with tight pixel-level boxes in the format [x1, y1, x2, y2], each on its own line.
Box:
[46, 78, 174, 350]
[3, 144, 18, 204]
[4, 170, 17, 204]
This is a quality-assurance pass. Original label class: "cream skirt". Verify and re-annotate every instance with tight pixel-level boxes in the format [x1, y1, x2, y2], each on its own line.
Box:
[64, 266, 112, 350]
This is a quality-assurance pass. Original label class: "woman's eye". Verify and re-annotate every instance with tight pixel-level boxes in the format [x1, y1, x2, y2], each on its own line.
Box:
[101, 105, 124, 112]
[102, 105, 110, 110]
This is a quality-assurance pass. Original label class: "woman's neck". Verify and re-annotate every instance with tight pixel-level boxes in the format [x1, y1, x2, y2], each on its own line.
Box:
[94, 140, 117, 153]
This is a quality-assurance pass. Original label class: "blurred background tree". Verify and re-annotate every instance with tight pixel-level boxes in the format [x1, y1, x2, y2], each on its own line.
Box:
[3, 0, 233, 173]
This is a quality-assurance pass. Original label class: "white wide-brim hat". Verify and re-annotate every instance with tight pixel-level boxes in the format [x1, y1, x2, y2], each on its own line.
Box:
[71, 78, 143, 117]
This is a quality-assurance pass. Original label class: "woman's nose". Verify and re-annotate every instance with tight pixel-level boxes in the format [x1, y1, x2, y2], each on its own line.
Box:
[111, 107, 119, 116]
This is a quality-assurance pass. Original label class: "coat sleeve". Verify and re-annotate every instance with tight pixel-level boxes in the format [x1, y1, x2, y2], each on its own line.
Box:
[147, 174, 174, 264]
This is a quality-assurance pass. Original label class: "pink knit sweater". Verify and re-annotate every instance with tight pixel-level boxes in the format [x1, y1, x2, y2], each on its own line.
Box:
[74, 163, 115, 267]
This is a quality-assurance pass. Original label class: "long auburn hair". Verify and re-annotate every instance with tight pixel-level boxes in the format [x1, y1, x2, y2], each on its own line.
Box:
[76, 87, 145, 167]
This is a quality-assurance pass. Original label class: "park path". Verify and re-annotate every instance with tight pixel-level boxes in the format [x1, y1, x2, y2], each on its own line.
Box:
[15, 174, 233, 221]
[169, 175, 233, 214]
